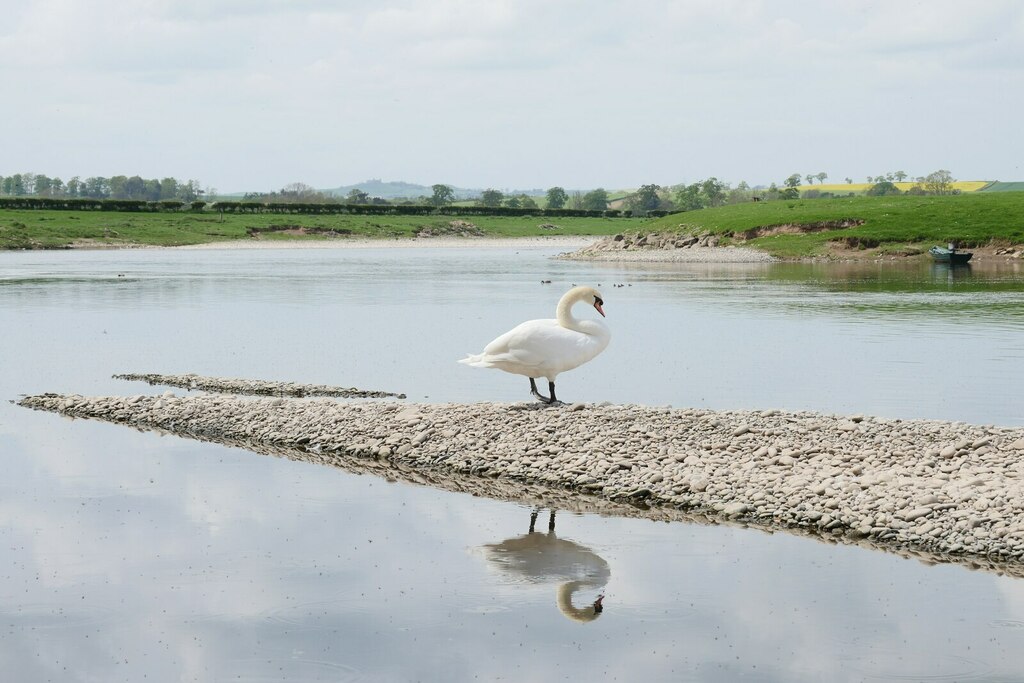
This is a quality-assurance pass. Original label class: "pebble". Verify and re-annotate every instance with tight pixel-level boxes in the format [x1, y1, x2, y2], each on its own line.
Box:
[17, 390, 1024, 575]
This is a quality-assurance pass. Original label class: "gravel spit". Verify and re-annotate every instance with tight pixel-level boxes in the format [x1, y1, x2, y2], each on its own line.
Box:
[18, 392, 1024, 577]
[113, 372, 406, 399]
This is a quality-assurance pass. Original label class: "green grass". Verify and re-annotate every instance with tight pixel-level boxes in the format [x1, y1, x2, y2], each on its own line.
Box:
[0, 210, 651, 249]
[981, 182, 1024, 192]
[643, 193, 1024, 258]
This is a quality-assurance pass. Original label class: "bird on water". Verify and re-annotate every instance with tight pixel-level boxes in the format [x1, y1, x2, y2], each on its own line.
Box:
[458, 286, 610, 404]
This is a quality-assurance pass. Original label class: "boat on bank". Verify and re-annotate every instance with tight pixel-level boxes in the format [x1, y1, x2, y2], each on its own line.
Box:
[930, 245, 973, 264]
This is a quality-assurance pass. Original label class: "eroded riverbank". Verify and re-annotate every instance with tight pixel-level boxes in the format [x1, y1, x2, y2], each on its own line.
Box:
[18, 392, 1024, 577]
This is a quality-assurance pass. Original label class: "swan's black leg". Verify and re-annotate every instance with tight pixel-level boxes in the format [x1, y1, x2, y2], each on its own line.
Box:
[529, 510, 538, 533]
[548, 381, 558, 404]
[548, 510, 556, 532]
[530, 378, 553, 404]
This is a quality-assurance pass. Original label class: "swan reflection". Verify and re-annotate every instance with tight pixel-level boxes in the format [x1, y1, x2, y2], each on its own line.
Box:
[481, 510, 609, 623]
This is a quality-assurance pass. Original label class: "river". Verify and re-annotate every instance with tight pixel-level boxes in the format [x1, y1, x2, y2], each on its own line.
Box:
[2, 245, 1023, 681]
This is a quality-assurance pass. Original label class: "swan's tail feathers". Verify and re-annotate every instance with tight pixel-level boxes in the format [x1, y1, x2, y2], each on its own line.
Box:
[458, 353, 493, 368]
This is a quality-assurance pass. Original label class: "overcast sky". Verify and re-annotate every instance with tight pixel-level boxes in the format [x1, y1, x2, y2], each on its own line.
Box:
[2, 0, 1022, 193]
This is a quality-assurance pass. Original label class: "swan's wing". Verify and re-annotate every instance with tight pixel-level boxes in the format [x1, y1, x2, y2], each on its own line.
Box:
[479, 319, 568, 368]
[459, 317, 609, 376]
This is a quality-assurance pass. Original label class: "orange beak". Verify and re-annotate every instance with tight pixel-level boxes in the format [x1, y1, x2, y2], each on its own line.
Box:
[594, 302, 605, 317]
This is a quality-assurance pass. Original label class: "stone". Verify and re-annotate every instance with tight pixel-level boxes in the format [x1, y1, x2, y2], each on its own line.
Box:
[901, 508, 933, 522]
[723, 502, 752, 516]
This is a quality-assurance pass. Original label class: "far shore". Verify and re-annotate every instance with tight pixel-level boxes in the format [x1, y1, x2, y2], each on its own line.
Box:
[170, 236, 779, 263]
[10, 233, 1021, 266]
[170, 235, 594, 251]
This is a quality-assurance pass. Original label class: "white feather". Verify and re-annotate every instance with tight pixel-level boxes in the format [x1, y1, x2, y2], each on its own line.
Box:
[458, 286, 610, 385]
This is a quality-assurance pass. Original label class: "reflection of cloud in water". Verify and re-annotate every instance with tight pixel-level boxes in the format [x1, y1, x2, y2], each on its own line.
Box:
[480, 510, 609, 623]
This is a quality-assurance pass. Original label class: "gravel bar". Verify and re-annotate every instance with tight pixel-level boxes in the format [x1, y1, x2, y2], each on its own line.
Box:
[18, 393, 1024, 576]
[113, 372, 406, 399]
[559, 232, 776, 263]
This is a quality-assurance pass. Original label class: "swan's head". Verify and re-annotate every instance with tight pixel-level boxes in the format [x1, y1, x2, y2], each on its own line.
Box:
[570, 286, 605, 318]
[557, 581, 606, 623]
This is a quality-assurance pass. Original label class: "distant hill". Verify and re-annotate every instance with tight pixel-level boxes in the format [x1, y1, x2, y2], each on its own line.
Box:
[323, 179, 562, 201]
[324, 179, 484, 201]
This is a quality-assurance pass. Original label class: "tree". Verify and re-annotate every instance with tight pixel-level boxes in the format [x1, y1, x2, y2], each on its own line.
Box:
[179, 179, 203, 202]
[844, 177, 853, 184]
[109, 175, 128, 199]
[673, 183, 705, 211]
[504, 195, 521, 209]
[580, 188, 609, 211]
[66, 177, 81, 197]
[346, 189, 370, 204]
[430, 184, 454, 207]
[518, 194, 538, 209]
[479, 189, 504, 208]
[160, 177, 178, 200]
[893, 171, 907, 183]
[124, 175, 145, 199]
[570, 191, 583, 210]
[785, 174, 802, 189]
[805, 174, 815, 186]
[866, 181, 901, 196]
[816, 172, 828, 184]
[83, 176, 109, 198]
[923, 169, 955, 195]
[545, 186, 568, 209]
[727, 181, 752, 205]
[627, 184, 662, 213]
[34, 174, 53, 196]
[9, 174, 27, 196]
[701, 177, 726, 207]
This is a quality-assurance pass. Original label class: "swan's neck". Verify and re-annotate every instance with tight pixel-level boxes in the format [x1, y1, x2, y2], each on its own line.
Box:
[556, 295, 585, 331]
[557, 580, 605, 623]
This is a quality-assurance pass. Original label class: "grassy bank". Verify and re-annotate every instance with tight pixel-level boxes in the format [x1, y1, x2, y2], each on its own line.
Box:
[0, 209, 649, 249]
[645, 192, 1024, 258]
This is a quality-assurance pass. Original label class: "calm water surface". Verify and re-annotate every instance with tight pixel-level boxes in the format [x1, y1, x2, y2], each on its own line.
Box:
[2, 246, 1024, 681]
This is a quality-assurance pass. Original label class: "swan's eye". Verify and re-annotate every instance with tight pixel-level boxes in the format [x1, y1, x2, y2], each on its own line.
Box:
[594, 296, 603, 306]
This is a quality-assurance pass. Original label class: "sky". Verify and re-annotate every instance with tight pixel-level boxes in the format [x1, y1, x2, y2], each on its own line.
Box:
[2, 0, 1022, 193]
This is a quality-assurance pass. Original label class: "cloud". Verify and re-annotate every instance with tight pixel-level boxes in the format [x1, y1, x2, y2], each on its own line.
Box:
[0, 0, 1022, 188]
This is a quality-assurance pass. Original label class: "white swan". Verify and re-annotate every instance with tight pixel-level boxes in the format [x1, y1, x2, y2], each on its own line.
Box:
[479, 510, 609, 623]
[458, 286, 610, 404]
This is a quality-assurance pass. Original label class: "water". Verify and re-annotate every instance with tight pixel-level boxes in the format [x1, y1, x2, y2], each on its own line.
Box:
[2, 246, 1024, 681]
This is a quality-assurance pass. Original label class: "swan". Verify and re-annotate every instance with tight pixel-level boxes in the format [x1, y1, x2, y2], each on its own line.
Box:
[479, 510, 608, 623]
[458, 286, 610, 404]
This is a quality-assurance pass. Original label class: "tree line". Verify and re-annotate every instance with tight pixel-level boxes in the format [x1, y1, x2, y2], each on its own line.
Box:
[0, 172, 206, 202]
[0, 195, 627, 218]
[1, 170, 965, 219]
[785, 169, 959, 199]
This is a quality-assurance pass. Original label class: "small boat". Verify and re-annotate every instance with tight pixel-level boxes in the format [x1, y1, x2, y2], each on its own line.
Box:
[929, 245, 972, 264]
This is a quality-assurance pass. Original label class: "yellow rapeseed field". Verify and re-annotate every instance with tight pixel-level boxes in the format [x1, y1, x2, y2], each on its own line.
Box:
[800, 181, 990, 193]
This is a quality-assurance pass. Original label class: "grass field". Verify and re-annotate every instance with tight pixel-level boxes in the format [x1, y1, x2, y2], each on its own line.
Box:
[645, 192, 1024, 257]
[0, 209, 650, 249]
[981, 182, 1024, 192]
